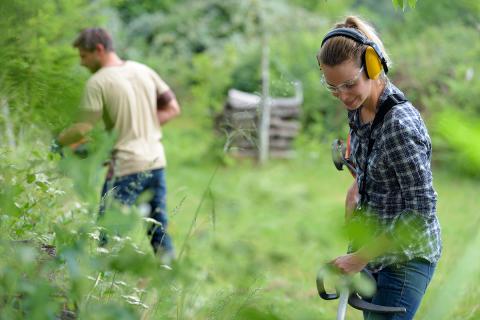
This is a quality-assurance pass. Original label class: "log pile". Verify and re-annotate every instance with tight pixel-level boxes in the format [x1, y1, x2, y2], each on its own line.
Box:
[217, 82, 302, 158]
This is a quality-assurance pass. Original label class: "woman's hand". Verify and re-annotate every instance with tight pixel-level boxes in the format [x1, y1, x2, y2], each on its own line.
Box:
[331, 253, 368, 274]
[345, 181, 360, 222]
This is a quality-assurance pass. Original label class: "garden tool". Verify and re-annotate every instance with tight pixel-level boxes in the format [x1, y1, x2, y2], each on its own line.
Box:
[316, 264, 406, 320]
[331, 138, 356, 178]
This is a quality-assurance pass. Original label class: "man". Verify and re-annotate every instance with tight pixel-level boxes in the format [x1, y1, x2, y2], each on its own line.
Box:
[57, 28, 180, 263]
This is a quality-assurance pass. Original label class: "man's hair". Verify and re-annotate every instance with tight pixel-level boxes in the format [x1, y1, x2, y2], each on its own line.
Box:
[73, 28, 114, 52]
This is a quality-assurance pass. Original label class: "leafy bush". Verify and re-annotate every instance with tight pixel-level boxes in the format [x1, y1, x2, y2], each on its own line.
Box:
[432, 110, 480, 177]
[0, 0, 103, 136]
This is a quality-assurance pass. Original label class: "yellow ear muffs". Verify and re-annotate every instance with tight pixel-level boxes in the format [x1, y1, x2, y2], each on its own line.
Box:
[321, 28, 389, 78]
[364, 46, 383, 80]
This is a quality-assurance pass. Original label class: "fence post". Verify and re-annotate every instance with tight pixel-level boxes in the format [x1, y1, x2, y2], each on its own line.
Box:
[258, 6, 271, 164]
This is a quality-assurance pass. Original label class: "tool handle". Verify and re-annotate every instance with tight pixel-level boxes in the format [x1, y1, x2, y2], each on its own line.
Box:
[316, 272, 339, 300]
[348, 293, 406, 313]
[317, 267, 407, 314]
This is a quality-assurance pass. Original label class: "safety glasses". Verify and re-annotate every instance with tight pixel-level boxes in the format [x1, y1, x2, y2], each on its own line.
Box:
[321, 66, 364, 94]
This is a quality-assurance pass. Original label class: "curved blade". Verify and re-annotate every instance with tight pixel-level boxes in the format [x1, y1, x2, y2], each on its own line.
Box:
[348, 293, 406, 314]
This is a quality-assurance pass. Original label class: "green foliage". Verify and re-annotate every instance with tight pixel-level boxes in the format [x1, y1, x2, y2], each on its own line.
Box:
[0, 148, 62, 238]
[387, 20, 480, 175]
[188, 47, 237, 117]
[392, 0, 418, 9]
[2, 0, 480, 318]
[433, 111, 480, 177]
[58, 130, 116, 203]
[0, 0, 103, 136]
[120, 0, 260, 59]
[391, 24, 480, 109]
[110, 0, 183, 22]
[116, 0, 330, 126]
[403, 0, 480, 27]
[0, 147, 75, 318]
[287, 0, 355, 16]
[0, 141, 177, 319]
[0, 242, 60, 319]
[79, 302, 138, 320]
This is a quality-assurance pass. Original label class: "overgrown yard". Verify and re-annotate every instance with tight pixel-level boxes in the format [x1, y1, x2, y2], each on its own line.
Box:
[1, 118, 479, 320]
[1, 1, 479, 317]
[162, 121, 480, 320]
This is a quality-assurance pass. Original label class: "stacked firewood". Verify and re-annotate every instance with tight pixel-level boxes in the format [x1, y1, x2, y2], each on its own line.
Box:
[217, 83, 302, 158]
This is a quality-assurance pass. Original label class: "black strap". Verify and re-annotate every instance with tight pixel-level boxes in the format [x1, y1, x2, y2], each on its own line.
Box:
[359, 93, 407, 204]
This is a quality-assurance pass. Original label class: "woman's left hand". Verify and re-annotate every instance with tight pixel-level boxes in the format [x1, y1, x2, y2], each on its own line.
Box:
[331, 253, 369, 274]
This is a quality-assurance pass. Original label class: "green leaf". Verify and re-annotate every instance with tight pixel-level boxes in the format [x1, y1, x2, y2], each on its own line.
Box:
[26, 173, 36, 184]
[99, 204, 140, 236]
[35, 180, 49, 191]
[392, 0, 403, 9]
[108, 244, 157, 275]
[408, 0, 417, 8]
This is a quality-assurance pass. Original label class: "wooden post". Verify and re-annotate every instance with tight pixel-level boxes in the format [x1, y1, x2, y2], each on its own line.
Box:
[258, 4, 271, 164]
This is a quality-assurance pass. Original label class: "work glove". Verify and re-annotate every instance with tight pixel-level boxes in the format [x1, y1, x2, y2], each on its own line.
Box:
[50, 138, 64, 157]
[72, 143, 89, 158]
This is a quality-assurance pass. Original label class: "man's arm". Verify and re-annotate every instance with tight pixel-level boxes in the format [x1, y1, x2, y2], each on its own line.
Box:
[157, 90, 181, 125]
[57, 122, 92, 146]
[57, 110, 101, 146]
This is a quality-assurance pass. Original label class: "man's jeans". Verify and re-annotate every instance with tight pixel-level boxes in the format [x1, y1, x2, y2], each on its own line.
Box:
[364, 258, 436, 320]
[99, 168, 174, 254]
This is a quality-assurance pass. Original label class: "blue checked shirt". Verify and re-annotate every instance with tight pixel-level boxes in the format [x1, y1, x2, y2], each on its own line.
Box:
[348, 81, 442, 272]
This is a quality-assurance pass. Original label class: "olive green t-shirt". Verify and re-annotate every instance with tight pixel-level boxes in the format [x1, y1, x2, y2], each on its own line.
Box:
[80, 60, 170, 177]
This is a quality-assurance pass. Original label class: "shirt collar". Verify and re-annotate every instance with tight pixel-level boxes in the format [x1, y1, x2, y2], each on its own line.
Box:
[348, 80, 396, 136]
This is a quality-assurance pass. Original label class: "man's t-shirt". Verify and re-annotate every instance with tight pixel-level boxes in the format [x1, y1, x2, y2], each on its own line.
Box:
[80, 60, 170, 177]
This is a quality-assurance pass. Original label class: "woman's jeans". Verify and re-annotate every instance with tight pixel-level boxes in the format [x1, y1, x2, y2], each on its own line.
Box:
[364, 258, 436, 320]
[99, 168, 174, 254]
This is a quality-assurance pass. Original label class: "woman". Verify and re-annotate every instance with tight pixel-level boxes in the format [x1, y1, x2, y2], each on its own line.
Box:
[317, 16, 442, 320]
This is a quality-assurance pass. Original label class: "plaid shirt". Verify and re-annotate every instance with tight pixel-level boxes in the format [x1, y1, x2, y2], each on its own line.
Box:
[348, 81, 442, 272]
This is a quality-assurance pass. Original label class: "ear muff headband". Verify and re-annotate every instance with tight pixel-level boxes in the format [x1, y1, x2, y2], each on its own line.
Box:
[321, 27, 388, 80]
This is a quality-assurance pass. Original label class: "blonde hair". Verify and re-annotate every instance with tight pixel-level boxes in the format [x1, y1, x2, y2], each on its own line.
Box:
[317, 16, 390, 69]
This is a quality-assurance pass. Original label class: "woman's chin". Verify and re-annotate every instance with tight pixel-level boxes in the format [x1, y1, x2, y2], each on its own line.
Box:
[344, 101, 361, 110]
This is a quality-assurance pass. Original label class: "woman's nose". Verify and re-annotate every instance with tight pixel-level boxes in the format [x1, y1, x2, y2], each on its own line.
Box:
[334, 90, 349, 101]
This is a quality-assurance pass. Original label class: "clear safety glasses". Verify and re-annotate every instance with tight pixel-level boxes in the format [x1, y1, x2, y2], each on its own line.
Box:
[321, 66, 364, 94]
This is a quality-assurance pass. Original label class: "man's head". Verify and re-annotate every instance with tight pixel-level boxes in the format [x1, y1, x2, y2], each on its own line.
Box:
[73, 28, 114, 73]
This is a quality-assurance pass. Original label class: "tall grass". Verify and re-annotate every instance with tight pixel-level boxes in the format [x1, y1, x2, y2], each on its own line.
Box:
[1, 116, 479, 319]
[160, 118, 480, 319]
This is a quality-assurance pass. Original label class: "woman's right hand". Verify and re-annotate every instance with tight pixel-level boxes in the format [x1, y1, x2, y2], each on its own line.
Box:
[345, 181, 359, 222]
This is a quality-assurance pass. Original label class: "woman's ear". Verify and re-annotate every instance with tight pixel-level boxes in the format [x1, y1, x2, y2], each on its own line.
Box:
[364, 47, 383, 80]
